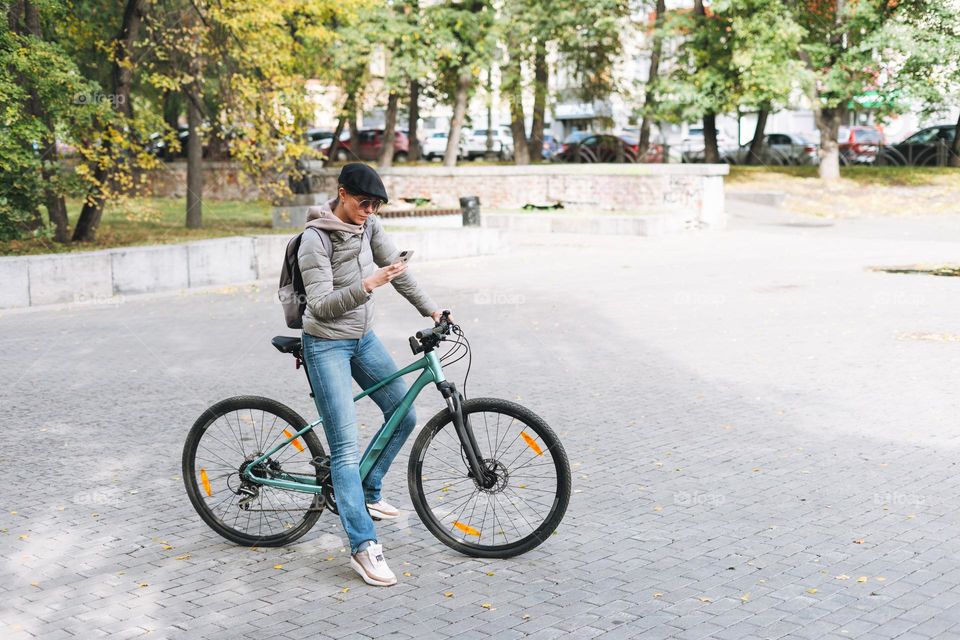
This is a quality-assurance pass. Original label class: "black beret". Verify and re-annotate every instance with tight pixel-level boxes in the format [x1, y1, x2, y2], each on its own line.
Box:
[338, 163, 389, 203]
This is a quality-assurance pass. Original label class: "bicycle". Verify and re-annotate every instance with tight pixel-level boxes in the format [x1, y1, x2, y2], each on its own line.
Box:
[182, 312, 571, 558]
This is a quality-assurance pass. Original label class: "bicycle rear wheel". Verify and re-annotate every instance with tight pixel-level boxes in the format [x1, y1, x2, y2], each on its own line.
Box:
[182, 395, 326, 547]
[408, 397, 571, 558]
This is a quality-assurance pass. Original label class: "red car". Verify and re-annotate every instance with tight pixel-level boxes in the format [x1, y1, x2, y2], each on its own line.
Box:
[838, 125, 885, 165]
[322, 129, 410, 162]
[556, 133, 663, 163]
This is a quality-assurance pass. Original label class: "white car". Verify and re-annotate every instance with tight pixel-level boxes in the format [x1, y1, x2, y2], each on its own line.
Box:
[463, 128, 514, 160]
[421, 131, 465, 161]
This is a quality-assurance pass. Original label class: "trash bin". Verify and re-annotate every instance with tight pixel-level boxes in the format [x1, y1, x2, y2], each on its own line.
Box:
[460, 196, 481, 227]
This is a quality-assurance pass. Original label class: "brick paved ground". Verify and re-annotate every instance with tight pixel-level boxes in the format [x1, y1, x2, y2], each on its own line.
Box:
[2, 203, 960, 639]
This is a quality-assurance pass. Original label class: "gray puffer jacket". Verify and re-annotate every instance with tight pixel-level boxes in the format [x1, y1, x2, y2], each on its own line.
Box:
[298, 198, 438, 339]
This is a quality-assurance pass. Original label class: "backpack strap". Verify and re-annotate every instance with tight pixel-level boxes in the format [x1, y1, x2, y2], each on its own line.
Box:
[310, 223, 372, 262]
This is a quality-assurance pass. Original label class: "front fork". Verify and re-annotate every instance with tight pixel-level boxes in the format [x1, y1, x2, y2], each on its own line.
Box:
[437, 381, 496, 489]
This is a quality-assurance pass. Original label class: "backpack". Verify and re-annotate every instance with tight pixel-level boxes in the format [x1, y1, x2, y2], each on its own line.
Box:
[278, 225, 372, 329]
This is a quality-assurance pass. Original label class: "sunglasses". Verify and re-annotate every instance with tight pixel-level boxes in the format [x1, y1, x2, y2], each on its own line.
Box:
[345, 191, 385, 213]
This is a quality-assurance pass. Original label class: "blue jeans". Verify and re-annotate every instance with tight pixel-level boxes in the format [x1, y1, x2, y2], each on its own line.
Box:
[302, 330, 418, 554]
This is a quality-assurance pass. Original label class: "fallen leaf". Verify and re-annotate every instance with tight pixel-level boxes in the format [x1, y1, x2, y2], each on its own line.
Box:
[481, 603, 493, 609]
[273, 564, 283, 570]
[875, 576, 886, 582]
[18, 534, 28, 540]
[853, 539, 865, 545]
[653, 505, 663, 512]
[341, 587, 349, 593]
[653, 593, 662, 598]
[698, 596, 712, 603]
[806, 588, 818, 594]
[161, 544, 173, 550]
[403, 572, 412, 577]
[139, 583, 148, 588]
[174, 554, 191, 561]
[486, 572, 495, 576]
[857, 577, 868, 583]
[740, 593, 750, 602]
[835, 575, 850, 580]
[444, 592, 454, 598]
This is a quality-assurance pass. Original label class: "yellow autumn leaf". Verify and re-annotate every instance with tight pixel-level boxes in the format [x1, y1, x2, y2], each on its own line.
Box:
[341, 587, 349, 593]
[740, 593, 750, 602]
[174, 554, 191, 561]
[273, 564, 283, 569]
[853, 539, 865, 544]
[806, 588, 818, 594]
[835, 575, 850, 580]
[444, 592, 454, 598]
[857, 577, 868, 583]
[403, 572, 412, 577]
[653, 593, 663, 598]
[486, 572, 495, 576]
[698, 596, 712, 603]
[481, 603, 492, 609]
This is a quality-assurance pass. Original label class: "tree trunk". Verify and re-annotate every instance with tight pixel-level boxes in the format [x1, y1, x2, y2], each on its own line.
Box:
[816, 106, 842, 180]
[443, 70, 471, 167]
[505, 58, 530, 165]
[703, 113, 720, 163]
[951, 110, 960, 168]
[185, 85, 203, 228]
[408, 80, 420, 162]
[529, 47, 548, 163]
[638, 0, 665, 159]
[378, 91, 398, 168]
[72, 0, 147, 242]
[747, 108, 769, 165]
[328, 90, 353, 163]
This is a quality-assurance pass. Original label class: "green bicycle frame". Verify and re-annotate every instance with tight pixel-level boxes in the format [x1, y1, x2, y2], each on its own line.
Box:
[242, 350, 446, 493]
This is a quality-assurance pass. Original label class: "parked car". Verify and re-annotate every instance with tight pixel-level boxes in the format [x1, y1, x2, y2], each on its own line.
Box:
[420, 131, 466, 161]
[556, 132, 662, 163]
[838, 125, 884, 165]
[306, 128, 335, 153]
[723, 132, 819, 165]
[679, 127, 737, 162]
[318, 128, 410, 162]
[463, 128, 513, 160]
[877, 124, 957, 166]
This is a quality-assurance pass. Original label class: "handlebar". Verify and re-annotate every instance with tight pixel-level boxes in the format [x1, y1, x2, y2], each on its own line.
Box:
[410, 310, 454, 354]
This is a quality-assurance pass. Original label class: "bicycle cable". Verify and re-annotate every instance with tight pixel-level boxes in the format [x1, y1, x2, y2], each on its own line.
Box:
[439, 324, 472, 399]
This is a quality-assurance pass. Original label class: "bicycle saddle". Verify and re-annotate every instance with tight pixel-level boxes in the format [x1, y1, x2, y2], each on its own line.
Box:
[271, 336, 302, 354]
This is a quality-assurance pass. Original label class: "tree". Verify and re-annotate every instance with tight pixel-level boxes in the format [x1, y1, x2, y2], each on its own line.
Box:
[894, 0, 960, 167]
[638, 0, 666, 160]
[789, 0, 909, 179]
[426, 0, 495, 167]
[499, 0, 629, 164]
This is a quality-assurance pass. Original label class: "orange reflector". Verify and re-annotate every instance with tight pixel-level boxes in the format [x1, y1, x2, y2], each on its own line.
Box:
[453, 521, 481, 537]
[521, 431, 543, 456]
[283, 429, 305, 452]
[199, 468, 212, 496]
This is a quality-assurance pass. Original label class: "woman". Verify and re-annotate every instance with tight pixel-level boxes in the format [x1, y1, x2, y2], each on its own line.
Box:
[298, 163, 452, 587]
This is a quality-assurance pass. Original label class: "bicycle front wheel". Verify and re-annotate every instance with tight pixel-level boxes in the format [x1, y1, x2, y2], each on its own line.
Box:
[408, 397, 571, 558]
[182, 396, 326, 547]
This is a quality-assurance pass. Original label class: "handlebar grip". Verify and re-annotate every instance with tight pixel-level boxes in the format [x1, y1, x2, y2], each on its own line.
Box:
[416, 320, 449, 340]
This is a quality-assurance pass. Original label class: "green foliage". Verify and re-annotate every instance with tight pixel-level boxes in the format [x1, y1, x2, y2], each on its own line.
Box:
[656, 0, 805, 123]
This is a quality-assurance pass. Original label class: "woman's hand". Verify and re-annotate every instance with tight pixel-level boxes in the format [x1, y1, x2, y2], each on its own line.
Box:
[362, 261, 408, 293]
[431, 309, 454, 325]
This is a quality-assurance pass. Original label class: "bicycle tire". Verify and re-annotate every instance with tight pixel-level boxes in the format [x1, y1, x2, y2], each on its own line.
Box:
[183, 395, 326, 547]
[408, 397, 571, 558]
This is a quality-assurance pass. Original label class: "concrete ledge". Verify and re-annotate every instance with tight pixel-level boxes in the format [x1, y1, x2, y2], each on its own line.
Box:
[0, 227, 503, 310]
[254, 234, 295, 281]
[0, 258, 30, 309]
[187, 237, 258, 287]
[28, 252, 113, 306]
[112, 244, 189, 295]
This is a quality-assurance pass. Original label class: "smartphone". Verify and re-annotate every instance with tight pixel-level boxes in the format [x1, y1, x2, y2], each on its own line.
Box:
[397, 250, 414, 263]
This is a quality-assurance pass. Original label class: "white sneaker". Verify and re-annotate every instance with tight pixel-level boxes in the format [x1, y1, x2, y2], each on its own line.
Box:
[350, 543, 397, 586]
[366, 499, 401, 520]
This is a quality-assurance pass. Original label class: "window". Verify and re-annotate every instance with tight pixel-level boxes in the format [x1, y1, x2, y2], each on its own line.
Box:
[904, 128, 939, 144]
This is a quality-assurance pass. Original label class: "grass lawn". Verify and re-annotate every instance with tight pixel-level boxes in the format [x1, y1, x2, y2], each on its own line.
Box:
[727, 166, 960, 217]
[1, 197, 278, 256]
